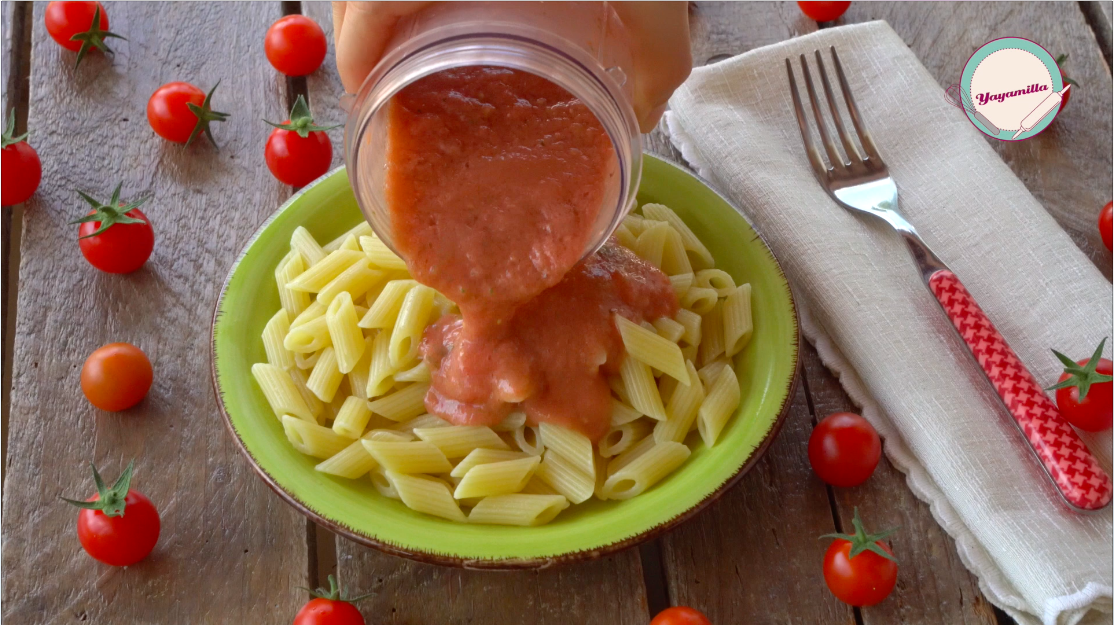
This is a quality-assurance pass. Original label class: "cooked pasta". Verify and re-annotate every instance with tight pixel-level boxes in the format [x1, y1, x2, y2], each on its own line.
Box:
[253, 203, 754, 525]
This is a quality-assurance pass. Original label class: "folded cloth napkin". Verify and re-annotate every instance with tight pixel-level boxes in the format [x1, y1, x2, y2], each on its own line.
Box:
[665, 21, 1112, 625]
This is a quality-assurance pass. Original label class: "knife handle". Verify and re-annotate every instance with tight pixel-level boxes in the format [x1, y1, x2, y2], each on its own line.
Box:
[927, 269, 1112, 512]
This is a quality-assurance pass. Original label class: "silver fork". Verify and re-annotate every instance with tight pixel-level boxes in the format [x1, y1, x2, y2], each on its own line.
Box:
[786, 47, 1111, 513]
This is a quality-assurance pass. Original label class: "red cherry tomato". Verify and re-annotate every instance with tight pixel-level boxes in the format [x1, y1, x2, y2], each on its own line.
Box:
[650, 606, 713, 625]
[808, 412, 881, 487]
[2, 109, 41, 206]
[265, 95, 336, 187]
[294, 576, 366, 625]
[1051, 340, 1113, 432]
[44, 1, 107, 51]
[64, 462, 160, 567]
[1100, 201, 1112, 251]
[81, 343, 153, 412]
[1055, 54, 1075, 110]
[821, 509, 898, 607]
[797, 1, 851, 22]
[72, 184, 155, 274]
[265, 15, 327, 77]
[147, 82, 230, 146]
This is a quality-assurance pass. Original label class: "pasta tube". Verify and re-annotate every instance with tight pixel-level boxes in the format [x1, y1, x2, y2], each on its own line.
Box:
[466, 494, 569, 526]
[615, 314, 689, 385]
[414, 425, 509, 459]
[252, 363, 314, 422]
[360, 235, 408, 271]
[306, 347, 344, 402]
[453, 456, 540, 499]
[362, 440, 452, 474]
[390, 285, 436, 366]
[325, 292, 366, 374]
[723, 283, 753, 357]
[367, 383, 430, 421]
[282, 415, 352, 459]
[641, 203, 713, 267]
[332, 396, 374, 439]
[387, 471, 466, 522]
[600, 441, 690, 500]
[262, 309, 294, 371]
[698, 364, 741, 447]
[619, 355, 667, 421]
[290, 226, 326, 267]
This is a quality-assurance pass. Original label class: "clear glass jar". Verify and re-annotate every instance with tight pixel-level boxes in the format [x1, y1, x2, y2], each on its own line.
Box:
[343, 2, 642, 260]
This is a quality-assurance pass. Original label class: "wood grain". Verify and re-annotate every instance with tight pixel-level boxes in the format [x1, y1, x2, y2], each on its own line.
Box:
[801, 344, 999, 625]
[838, 1, 1114, 279]
[300, 6, 652, 623]
[1, 3, 308, 622]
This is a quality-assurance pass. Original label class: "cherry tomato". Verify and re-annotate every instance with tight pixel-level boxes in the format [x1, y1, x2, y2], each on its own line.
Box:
[821, 509, 898, 607]
[81, 343, 153, 412]
[1050, 339, 1113, 432]
[71, 184, 155, 274]
[63, 461, 160, 567]
[797, 1, 851, 22]
[265, 95, 337, 187]
[650, 606, 713, 625]
[808, 412, 881, 487]
[294, 575, 367, 625]
[44, 2, 122, 68]
[147, 82, 230, 147]
[1055, 54, 1076, 109]
[1100, 201, 1112, 251]
[2, 109, 41, 206]
[265, 15, 327, 77]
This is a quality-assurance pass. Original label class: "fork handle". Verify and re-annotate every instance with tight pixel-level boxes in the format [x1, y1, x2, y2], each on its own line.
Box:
[927, 270, 1112, 512]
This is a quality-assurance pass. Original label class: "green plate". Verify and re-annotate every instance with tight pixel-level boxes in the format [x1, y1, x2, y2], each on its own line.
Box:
[211, 155, 799, 569]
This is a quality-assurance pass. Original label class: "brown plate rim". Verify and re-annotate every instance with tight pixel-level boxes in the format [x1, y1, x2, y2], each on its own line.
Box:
[210, 157, 801, 570]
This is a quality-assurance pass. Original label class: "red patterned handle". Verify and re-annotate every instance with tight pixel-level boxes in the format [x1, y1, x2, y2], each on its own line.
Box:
[928, 270, 1112, 512]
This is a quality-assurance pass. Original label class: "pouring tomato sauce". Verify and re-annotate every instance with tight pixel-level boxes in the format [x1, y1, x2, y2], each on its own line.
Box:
[386, 66, 676, 441]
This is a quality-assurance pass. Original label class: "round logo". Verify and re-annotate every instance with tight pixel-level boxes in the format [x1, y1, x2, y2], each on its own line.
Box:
[960, 37, 1066, 141]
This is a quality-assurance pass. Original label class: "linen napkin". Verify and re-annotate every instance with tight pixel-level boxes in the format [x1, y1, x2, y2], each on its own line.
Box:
[665, 21, 1112, 625]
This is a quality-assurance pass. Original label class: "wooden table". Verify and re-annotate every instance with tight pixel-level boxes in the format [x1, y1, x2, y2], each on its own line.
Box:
[2, 2, 1110, 623]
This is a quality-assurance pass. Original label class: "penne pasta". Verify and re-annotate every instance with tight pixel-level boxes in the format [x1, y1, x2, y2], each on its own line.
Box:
[723, 283, 753, 357]
[600, 441, 690, 500]
[607, 433, 657, 477]
[315, 438, 378, 479]
[365, 327, 398, 398]
[622, 212, 647, 235]
[392, 413, 450, 435]
[615, 314, 689, 385]
[698, 364, 741, 447]
[467, 494, 569, 526]
[347, 335, 375, 400]
[360, 235, 409, 271]
[362, 440, 452, 474]
[262, 309, 295, 371]
[699, 300, 726, 366]
[367, 382, 430, 421]
[275, 252, 311, 317]
[390, 285, 436, 366]
[318, 259, 384, 305]
[325, 292, 366, 374]
[538, 423, 594, 477]
[387, 471, 466, 522]
[323, 221, 374, 252]
[695, 269, 736, 298]
[288, 367, 325, 419]
[359, 280, 418, 329]
[290, 300, 325, 328]
[674, 308, 702, 346]
[493, 411, 527, 432]
[252, 363, 314, 421]
[698, 356, 730, 389]
[652, 317, 686, 344]
[284, 315, 332, 353]
[282, 415, 352, 459]
[660, 225, 693, 276]
[520, 476, 560, 496]
[680, 343, 699, 364]
[287, 250, 365, 293]
[641, 203, 714, 267]
[619, 355, 667, 421]
[654, 362, 704, 444]
[682, 286, 718, 315]
[290, 226, 326, 267]
[415, 425, 509, 459]
[614, 223, 637, 250]
[306, 347, 344, 402]
[535, 450, 594, 504]
[453, 456, 540, 499]
[598, 418, 653, 458]
[332, 396, 374, 439]
[451, 448, 530, 478]
[393, 360, 430, 383]
[295, 350, 320, 371]
[633, 221, 670, 268]
[513, 425, 543, 456]
[609, 374, 631, 404]
[670, 273, 694, 300]
[369, 466, 400, 499]
[610, 398, 643, 427]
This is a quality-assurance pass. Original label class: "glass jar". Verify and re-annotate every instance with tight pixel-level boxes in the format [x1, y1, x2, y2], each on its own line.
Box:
[343, 2, 642, 261]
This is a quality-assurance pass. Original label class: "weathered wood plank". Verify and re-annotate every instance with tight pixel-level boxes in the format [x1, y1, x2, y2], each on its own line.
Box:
[839, 1, 1113, 278]
[1, 3, 308, 622]
[801, 345, 999, 625]
[301, 5, 651, 623]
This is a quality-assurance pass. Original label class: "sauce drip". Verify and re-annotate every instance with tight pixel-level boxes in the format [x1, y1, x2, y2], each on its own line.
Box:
[386, 66, 677, 441]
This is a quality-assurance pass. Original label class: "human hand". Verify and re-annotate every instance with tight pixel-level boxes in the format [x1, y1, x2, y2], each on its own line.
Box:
[331, 1, 691, 132]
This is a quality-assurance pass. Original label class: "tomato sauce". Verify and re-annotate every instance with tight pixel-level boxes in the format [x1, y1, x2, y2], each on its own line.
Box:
[386, 66, 677, 441]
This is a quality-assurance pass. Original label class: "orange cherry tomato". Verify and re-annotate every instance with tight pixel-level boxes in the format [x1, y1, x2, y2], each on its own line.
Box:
[80, 343, 153, 411]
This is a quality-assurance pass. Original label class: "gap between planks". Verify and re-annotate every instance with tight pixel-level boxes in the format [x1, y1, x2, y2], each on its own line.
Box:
[2, 0, 33, 489]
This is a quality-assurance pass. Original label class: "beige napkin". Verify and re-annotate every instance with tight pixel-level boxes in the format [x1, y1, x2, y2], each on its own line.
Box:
[664, 21, 1112, 625]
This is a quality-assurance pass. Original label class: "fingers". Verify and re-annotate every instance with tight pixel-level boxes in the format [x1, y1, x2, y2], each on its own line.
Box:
[334, 2, 432, 93]
[611, 2, 692, 132]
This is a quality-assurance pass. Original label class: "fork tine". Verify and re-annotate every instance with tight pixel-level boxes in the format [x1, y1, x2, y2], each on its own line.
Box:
[829, 46, 882, 163]
[785, 58, 829, 181]
[798, 54, 846, 170]
[813, 50, 863, 165]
